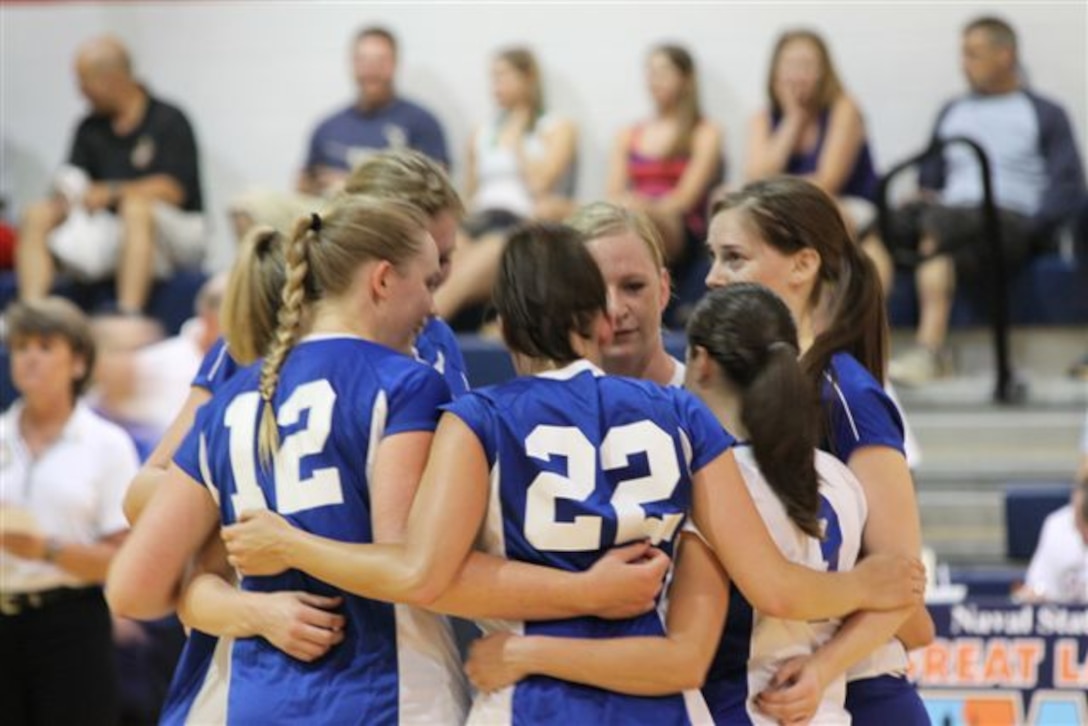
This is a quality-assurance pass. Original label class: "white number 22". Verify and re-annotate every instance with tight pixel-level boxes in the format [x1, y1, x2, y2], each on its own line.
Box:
[524, 422, 684, 551]
[221, 380, 344, 516]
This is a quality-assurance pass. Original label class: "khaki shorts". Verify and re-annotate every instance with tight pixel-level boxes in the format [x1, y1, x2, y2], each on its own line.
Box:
[49, 202, 206, 281]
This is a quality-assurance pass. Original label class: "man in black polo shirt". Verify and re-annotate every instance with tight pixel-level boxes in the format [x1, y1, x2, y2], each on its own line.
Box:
[18, 35, 205, 315]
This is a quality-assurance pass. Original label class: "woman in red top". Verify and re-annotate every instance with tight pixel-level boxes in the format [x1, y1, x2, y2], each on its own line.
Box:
[606, 44, 724, 265]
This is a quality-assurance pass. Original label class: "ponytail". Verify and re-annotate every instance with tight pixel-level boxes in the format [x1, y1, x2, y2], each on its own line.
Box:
[742, 342, 822, 539]
[801, 237, 889, 389]
[221, 226, 286, 365]
[687, 284, 822, 539]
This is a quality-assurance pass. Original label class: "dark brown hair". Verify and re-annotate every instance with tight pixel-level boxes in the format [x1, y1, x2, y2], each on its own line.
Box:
[687, 283, 822, 538]
[710, 177, 889, 402]
[494, 223, 607, 364]
[965, 16, 1018, 54]
[355, 25, 398, 56]
[5, 297, 96, 398]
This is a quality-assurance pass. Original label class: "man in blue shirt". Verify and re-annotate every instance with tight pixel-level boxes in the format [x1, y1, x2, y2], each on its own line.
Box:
[298, 26, 450, 197]
[864, 17, 1086, 385]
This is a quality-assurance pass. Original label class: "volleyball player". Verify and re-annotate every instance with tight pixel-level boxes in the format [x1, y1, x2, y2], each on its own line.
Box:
[568, 201, 685, 386]
[109, 196, 470, 723]
[220, 223, 925, 724]
[704, 177, 933, 723]
[462, 283, 875, 725]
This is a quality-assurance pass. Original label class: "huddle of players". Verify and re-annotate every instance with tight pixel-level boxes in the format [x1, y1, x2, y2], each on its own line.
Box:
[108, 150, 930, 725]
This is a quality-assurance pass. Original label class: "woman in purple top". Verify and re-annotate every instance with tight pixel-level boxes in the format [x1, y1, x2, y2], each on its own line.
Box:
[745, 29, 879, 234]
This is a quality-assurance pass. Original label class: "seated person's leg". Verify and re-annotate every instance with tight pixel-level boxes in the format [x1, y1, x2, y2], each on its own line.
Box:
[435, 231, 506, 323]
[914, 245, 955, 355]
[117, 199, 207, 314]
[17, 198, 66, 301]
[117, 196, 157, 313]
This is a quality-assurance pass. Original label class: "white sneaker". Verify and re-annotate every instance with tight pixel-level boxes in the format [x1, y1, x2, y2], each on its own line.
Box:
[889, 347, 952, 386]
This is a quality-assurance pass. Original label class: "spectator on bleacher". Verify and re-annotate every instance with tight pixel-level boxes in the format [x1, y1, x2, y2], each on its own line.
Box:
[745, 29, 879, 235]
[17, 36, 206, 317]
[435, 47, 577, 326]
[606, 44, 723, 266]
[230, 26, 451, 239]
[464, 47, 577, 232]
[0, 297, 138, 726]
[301, 25, 449, 197]
[1018, 477, 1088, 604]
[91, 273, 225, 450]
[862, 16, 1086, 385]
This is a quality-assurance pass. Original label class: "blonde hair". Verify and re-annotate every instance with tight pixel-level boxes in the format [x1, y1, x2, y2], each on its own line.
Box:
[767, 30, 844, 113]
[567, 201, 667, 271]
[256, 194, 428, 466]
[344, 149, 463, 218]
[221, 226, 287, 365]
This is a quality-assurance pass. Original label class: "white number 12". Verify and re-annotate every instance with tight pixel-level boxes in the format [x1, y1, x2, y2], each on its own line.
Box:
[222, 380, 344, 516]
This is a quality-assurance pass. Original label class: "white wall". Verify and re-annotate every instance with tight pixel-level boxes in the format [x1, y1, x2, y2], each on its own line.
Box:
[3, 1, 1085, 270]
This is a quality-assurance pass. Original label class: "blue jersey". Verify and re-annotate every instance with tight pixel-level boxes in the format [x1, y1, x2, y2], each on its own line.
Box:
[446, 360, 732, 725]
[167, 335, 467, 725]
[821, 352, 905, 462]
[191, 337, 239, 395]
[821, 353, 920, 706]
[700, 448, 867, 725]
[414, 316, 469, 398]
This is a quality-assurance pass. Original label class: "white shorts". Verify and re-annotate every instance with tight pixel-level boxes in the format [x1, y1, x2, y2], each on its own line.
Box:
[49, 202, 206, 281]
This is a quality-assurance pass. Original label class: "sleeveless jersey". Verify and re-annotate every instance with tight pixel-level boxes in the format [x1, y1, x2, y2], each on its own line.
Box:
[821, 352, 913, 682]
[197, 320, 468, 401]
[166, 335, 468, 725]
[700, 447, 867, 725]
[191, 337, 239, 395]
[446, 359, 733, 725]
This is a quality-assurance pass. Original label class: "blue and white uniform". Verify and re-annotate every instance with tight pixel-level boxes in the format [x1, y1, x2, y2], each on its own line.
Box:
[164, 335, 468, 725]
[447, 359, 732, 725]
[414, 316, 470, 398]
[191, 337, 239, 395]
[821, 352, 928, 724]
[699, 447, 867, 725]
[197, 321, 469, 401]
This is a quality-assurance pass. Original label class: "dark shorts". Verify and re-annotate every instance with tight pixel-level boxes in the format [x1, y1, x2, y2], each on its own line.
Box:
[461, 208, 523, 240]
[846, 675, 931, 725]
[884, 201, 1035, 283]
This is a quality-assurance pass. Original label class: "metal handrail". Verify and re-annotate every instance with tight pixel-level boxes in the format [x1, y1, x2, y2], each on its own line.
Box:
[876, 137, 1016, 403]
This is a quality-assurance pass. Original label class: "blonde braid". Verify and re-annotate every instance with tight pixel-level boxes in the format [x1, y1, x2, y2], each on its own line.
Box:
[256, 215, 315, 468]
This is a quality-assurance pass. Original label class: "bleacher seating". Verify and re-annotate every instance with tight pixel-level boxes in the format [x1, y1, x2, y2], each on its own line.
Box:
[1003, 482, 1072, 560]
[888, 251, 1088, 328]
[949, 565, 1025, 598]
[0, 269, 207, 336]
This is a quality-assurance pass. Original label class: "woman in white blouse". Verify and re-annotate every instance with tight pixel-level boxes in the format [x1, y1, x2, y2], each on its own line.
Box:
[0, 297, 139, 725]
